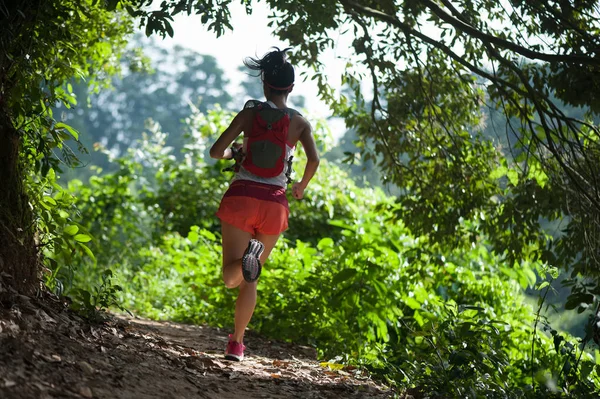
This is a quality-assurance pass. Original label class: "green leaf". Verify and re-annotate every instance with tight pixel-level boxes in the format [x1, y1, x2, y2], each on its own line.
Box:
[64, 225, 79, 235]
[317, 237, 334, 250]
[458, 305, 484, 313]
[106, 0, 120, 11]
[553, 334, 564, 352]
[404, 296, 421, 310]
[78, 289, 92, 307]
[55, 122, 79, 141]
[74, 234, 92, 243]
[200, 229, 216, 241]
[518, 272, 529, 289]
[580, 361, 594, 380]
[42, 196, 57, 206]
[523, 267, 537, 287]
[78, 243, 96, 263]
[187, 230, 199, 244]
[536, 281, 550, 290]
[328, 219, 356, 231]
[332, 268, 357, 284]
[413, 309, 424, 326]
[506, 169, 519, 186]
[527, 162, 548, 188]
[489, 165, 507, 180]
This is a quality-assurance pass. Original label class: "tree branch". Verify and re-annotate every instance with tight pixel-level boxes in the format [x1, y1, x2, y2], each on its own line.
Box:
[419, 0, 600, 65]
[339, 0, 531, 100]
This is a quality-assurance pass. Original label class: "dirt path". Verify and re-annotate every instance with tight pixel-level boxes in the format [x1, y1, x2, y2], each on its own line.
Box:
[0, 294, 395, 399]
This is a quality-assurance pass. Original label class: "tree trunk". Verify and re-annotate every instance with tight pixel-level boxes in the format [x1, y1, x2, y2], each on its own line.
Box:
[0, 104, 38, 295]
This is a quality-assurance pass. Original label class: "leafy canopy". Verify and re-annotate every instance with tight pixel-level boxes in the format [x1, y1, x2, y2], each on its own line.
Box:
[2, 0, 133, 174]
[116, 1, 600, 285]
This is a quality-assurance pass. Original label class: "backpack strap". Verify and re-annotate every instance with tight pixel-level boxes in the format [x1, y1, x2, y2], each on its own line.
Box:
[244, 100, 302, 118]
[243, 99, 263, 109]
[284, 155, 294, 184]
[281, 108, 300, 184]
[286, 108, 301, 119]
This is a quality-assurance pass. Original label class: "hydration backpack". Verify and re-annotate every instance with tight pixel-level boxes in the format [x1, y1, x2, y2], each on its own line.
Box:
[241, 100, 298, 182]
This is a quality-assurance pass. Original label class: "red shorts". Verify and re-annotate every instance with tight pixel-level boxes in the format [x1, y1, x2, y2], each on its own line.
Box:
[216, 180, 289, 236]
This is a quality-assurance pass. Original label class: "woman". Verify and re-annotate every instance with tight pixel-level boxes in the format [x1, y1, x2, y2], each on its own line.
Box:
[209, 47, 320, 361]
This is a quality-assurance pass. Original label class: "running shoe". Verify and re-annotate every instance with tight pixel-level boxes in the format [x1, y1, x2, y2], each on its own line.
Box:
[242, 239, 264, 283]
[224, 335, 245, 361]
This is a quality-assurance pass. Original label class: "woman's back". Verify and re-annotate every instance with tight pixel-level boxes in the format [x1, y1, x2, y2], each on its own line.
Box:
[237, 103, 310, 148]
[232, 101, 309, 187]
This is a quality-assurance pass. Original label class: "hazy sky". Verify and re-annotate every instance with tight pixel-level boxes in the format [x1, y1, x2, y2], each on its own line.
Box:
[151, 2, 351, 138]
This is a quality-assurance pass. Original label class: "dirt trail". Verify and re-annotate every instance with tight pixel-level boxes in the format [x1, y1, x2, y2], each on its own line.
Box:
[0, 294, 394, 399]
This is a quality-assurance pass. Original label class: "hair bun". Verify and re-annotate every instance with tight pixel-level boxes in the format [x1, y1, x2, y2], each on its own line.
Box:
[244, 47, 295, 91]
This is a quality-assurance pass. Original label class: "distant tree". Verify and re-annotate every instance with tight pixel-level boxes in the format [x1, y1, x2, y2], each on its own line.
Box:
[325, 128, 393, 190]
[64, 35, 231, 172]
[237, 65, 264, 102]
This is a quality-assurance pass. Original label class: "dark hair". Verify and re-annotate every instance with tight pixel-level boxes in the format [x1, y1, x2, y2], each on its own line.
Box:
[244, 47, 295, 94]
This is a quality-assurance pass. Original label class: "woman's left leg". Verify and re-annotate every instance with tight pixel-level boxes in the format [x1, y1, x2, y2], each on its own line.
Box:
[221, 221, 252, 289]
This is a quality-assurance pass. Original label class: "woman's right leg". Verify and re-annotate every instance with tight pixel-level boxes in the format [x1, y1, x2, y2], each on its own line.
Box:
[221, 221, 260, 347]
[221, 221, 282, 345]
[231, 231, 281, 343]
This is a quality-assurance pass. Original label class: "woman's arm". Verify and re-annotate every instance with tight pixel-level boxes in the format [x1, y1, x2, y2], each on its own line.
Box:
[209, 110, 250, 159]
[292, 119, 320, 200]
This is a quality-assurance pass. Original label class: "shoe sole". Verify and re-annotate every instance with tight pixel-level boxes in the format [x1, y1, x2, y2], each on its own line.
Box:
[242, 239, 264, 283]
[224, 353, 243, 361]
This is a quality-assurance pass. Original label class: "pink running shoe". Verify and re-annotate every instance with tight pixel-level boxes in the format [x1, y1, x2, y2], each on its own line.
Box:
[224, 335, 246, 361]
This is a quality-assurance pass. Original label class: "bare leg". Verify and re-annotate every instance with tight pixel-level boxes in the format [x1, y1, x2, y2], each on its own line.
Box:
[221, 222, 252, 289]
[231, 280, 257, 343]
[221, 223, 281, 344]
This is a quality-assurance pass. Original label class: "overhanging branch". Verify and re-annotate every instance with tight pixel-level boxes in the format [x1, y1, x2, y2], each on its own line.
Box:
[418, 0, 600, 66]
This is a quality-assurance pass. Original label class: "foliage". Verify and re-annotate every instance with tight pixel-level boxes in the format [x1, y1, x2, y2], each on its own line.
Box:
[28, 167, 94, 294]
[4, 0, 133, 175]
[0, 0, 133, 293]
[24, 160, 130, 321]
[63, 108, 600, 397]
[6, 0, 600, 395]
[71, 269, 126, 322]
[259, 0, 600, 307]
[112, 211, 600, 397]
[115, 0, 600, 323]
[64, 107, 231, 272]
[65, 105, 363, 265]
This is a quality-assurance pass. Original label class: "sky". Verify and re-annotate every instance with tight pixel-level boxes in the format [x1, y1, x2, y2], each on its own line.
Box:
[149, 2, 351, 138]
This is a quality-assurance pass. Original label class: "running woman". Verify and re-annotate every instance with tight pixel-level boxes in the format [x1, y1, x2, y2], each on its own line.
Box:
[209, 47, 320, 361]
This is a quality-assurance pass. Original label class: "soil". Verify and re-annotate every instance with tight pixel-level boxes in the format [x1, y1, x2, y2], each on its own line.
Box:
[0, 290, 397, 399]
